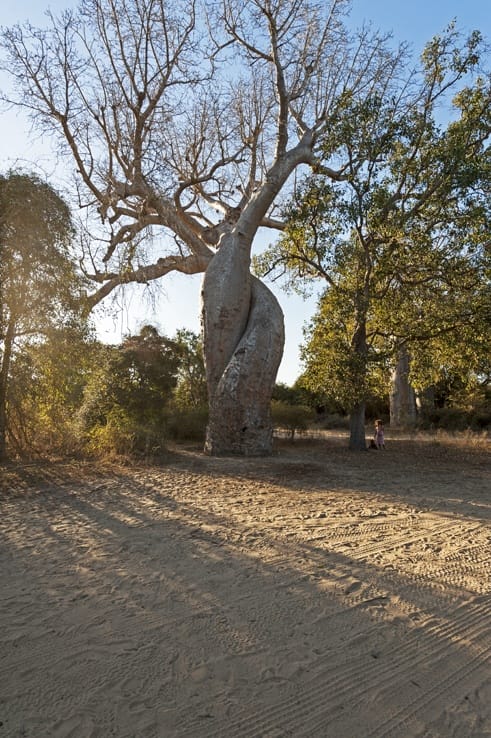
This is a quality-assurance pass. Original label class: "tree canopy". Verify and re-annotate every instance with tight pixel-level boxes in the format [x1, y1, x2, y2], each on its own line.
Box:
[255, 25, 491, 447]
[0, 171, 86, 458]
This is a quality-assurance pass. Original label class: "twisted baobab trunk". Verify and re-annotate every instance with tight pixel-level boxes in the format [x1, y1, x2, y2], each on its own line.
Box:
[202, 231, 284, 455]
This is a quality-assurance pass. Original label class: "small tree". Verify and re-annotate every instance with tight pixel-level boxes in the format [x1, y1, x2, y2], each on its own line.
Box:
[78, 325, 181, 455]
[0, 172, 84, 459]
[7, 325, 97, 455]
[172, 329, 207, 409]
[271, 400, 314, 441]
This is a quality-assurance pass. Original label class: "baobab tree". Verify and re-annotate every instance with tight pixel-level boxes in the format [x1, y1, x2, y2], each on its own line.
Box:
[1, 0, 397, 454]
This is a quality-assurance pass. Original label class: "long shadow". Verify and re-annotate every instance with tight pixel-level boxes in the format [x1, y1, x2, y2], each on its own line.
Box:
[164, 437, 491, 523]
[1, 454, 490, 737]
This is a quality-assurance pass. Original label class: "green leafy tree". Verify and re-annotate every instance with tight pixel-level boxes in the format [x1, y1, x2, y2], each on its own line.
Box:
[6, 325, 98, 455]
[256, 27, 490, 448]
[272, 381, 317, 407]
[78, 325, 181, 456]
[166, 329, 209, 441]
[172, 329, 207, 409]
[0, 172, 85, 459]
[296, 239, 391, 445]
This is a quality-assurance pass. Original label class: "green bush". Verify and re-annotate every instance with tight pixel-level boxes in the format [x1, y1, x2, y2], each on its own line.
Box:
[167, 406, 208, 442]
[272, 401, 315, 440]
[468, 409, 491, 430]
[84, 408, 167, 459]
[418, 406, 490, 432]
[314, 412, 350, 430]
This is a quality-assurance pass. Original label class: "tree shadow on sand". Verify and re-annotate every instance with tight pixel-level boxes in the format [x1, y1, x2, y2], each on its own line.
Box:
[0, 444, 490, 737]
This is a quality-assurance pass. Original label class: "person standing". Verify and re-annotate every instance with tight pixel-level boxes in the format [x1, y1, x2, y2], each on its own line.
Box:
[373, 419, 385, 449]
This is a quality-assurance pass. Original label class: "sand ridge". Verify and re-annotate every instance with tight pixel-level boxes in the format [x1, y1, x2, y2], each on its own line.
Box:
[1, 436, 490, 737]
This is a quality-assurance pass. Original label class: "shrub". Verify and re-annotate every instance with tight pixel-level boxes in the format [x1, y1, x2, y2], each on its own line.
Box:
[167, 406, 208, 442]
[418, 406, 490, 432]
[272, 401, 315, 440]
[314, 412, 350, 431]
[84, 408, 167, 459]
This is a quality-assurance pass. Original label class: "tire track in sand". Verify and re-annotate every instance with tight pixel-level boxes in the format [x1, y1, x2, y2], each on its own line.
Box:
[178, 595, 491, 738]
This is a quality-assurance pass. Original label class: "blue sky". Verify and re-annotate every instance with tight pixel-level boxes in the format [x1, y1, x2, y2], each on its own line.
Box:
[1, 0, 489, 384]
[3, 0, 489, 37]
[350, 0, 489, 45]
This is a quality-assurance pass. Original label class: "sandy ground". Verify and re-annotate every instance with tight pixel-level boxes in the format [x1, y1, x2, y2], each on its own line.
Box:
[1, 434, 490, 738]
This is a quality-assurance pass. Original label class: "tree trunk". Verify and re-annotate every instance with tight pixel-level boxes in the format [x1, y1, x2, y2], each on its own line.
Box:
[0, 319, 15, 460]
[415, 386, 436, 415]
[348, 306, 369, 451]
[349, 401, 367, 451]
[202, 232, 284, 456]
[0, 387, 7, 461]
[390, 346, 417, 428]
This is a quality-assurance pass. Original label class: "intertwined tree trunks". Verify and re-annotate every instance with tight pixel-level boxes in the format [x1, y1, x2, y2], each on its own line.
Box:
[202, 234, 284, 455]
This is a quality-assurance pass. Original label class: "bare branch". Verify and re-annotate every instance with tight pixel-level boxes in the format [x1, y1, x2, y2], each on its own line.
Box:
[84, 251, 211, 312]
[1, 0, 400, 305]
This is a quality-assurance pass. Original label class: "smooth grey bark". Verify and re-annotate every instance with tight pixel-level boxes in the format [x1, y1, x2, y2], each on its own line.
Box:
[202, 231, 284, 455]
[390, 346, 417, 428]
[200, 149, 312, 456]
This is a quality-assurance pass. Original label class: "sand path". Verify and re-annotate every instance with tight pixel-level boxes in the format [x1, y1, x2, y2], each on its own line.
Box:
[1, 437, 490, 737]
